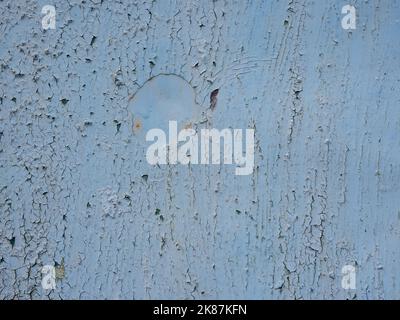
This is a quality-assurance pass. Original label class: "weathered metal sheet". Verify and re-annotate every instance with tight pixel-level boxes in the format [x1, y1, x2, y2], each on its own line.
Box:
[0, 0, 399, 299]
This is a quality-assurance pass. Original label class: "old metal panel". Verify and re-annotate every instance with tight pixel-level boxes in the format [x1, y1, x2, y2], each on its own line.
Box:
[0, 0, 399, 299]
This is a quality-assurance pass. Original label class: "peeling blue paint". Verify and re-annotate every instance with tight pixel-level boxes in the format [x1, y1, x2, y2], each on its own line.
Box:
[0, 0, 399, 299]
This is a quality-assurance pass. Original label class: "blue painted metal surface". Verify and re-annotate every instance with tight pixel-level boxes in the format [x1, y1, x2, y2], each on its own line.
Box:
[0, 0, 399, 299]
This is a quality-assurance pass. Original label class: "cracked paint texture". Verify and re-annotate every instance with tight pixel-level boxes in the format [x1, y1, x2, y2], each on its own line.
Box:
[0, 0, 400, 299]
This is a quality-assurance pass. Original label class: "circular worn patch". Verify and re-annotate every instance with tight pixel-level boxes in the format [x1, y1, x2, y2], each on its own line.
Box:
[130, 74, 200, 136]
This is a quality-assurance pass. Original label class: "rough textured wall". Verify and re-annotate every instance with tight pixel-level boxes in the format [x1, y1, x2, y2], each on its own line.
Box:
[0, 0, 399, 299]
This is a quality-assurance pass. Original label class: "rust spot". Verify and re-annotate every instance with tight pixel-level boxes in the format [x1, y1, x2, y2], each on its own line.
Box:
[133, 118, 142, 133]
[210, 89, 219, 111]
[55, 261, 65, 280]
